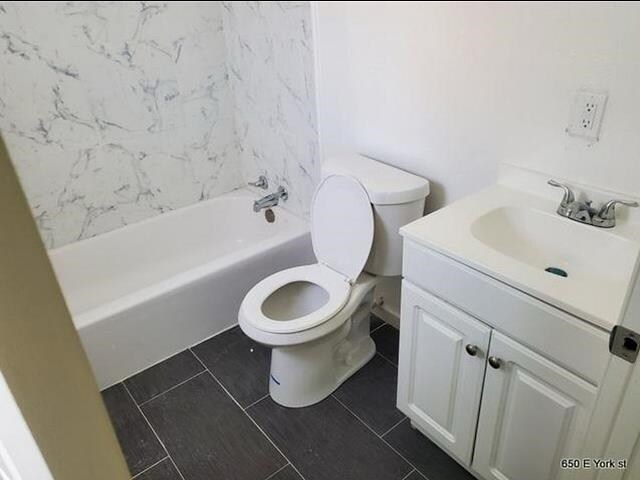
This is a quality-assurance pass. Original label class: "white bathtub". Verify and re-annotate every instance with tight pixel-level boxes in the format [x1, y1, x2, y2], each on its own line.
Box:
[49, 189, 315, 389]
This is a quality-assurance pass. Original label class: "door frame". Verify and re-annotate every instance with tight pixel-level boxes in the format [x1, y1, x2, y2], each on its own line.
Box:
[0, 372, 53, 480]
[595, 362, 640, 480]
[582, 262, 640, 479]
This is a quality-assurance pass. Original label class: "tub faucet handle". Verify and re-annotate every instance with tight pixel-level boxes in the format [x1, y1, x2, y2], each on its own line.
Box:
[249, 175, 269, 190]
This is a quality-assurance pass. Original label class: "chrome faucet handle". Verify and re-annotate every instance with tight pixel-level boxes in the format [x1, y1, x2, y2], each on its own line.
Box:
[598, 199, 639, 220]
[276, 186, 288, 201]
[249, 175, 268, 189]
[547, 179, 575, 205]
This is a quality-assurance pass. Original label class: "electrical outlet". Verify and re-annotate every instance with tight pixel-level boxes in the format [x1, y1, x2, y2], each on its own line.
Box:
[567, 90, 607, 141]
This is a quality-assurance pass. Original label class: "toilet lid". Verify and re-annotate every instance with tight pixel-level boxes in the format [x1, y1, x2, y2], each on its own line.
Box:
[311, 175, 374, 283]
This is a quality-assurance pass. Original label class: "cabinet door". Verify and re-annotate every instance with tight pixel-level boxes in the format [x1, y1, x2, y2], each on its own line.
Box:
[473, 331, 597, 480]
[397, 281, 491, 465]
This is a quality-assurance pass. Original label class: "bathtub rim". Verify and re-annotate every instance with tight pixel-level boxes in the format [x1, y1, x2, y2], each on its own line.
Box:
[48, 187, 289, 256]
[73, 228, 310, 329]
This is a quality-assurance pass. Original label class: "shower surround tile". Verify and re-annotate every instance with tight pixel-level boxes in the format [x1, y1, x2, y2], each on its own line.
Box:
[0, 1, 242, 248]
[222, 1, 320, 218]
[0, 1, 320, 249]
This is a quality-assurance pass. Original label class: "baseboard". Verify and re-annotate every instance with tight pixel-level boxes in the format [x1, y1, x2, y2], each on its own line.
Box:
[372, 303, 400, 329]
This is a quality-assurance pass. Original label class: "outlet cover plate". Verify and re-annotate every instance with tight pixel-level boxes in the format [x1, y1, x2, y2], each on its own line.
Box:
[566, 90, 608, 141]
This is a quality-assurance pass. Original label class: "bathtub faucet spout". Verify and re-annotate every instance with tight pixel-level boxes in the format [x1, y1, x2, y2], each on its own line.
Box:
[253, 186, 288, 212]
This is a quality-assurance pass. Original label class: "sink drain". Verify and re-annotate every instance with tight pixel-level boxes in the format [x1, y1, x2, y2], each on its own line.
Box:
[545, 267, 568, 278]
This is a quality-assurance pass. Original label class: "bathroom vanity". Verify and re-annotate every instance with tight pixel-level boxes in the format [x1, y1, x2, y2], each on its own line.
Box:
[396, 173, 640, 480]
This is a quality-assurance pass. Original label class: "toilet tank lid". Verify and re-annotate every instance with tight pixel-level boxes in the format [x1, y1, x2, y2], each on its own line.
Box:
[322, 154, 430, 205]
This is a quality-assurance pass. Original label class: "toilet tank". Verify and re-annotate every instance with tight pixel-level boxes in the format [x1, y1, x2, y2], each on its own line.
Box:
[322, 154, 430, 276]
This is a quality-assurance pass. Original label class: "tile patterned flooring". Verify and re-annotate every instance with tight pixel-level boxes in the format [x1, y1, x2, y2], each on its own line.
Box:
[102, 318, 474, 480]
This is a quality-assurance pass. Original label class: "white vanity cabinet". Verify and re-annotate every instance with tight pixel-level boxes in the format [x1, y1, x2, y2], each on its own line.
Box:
[473, 332, 597, 480]
[397, 240, 610, 480]
[398, 281, 491, 465]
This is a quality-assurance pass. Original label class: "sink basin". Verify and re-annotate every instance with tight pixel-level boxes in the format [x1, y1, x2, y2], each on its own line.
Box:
[400, 184, 640, 329]
[470, 206, 637, 286]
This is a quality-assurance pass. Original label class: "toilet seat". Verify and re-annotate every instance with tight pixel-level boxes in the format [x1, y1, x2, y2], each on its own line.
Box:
[240, 264, 351, 334]
[311, 175, 374, 283]
[240, 175, 374, 336]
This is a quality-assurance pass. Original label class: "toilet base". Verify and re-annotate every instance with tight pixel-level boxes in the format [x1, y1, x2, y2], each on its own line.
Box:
[268, 292, 376, 408]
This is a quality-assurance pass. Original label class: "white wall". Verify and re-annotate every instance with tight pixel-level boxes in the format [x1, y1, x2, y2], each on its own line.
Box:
[314, 1, 640, 318]
[315, 2, 640, 211]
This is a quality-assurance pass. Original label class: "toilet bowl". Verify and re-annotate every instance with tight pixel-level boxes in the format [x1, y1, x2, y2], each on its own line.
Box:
[240, 269, 381, 407]
[239, 154, 430, 407]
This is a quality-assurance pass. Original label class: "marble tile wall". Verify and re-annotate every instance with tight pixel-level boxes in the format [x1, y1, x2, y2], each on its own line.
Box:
[1, 1, 319, 248]
[222, 2, 319, 218]
[0, 1, 241, 248]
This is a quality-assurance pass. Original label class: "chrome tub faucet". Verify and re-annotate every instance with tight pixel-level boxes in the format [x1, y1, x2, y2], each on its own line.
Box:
[548, 179, 638, 228]
[253, 186, 288, 212]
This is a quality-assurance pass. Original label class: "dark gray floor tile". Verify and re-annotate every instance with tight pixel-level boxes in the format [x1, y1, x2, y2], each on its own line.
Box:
[142, 372, 285, 480]
[124, 350, 204, 404]
[370, 313, 385, 331]
[334, 354, 405, 434]
[404, 471, 426, 480]
[248, 396, 412, 480]
[383, 419, 474, 480]
[135, 458, 181, 480]
[270, 465, 304, 480]
[192, 326, 271, 407]
[372, 324, 400, 364]
[101, 384, 166, 476]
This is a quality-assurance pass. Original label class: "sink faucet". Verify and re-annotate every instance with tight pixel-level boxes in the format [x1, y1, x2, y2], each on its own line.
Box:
[253, 186, 288, 212]
[548, 179, 638, 228]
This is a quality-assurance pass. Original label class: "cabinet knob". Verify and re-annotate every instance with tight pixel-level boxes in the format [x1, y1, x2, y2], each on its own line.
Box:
[488, 356, 502, 369]
[465, 344, 479, 356]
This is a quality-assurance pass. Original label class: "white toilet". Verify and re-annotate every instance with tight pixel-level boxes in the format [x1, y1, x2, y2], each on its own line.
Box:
[239, 154, 429, 407]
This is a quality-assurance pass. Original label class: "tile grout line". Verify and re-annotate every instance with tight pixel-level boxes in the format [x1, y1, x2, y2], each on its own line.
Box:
[376, 351, 398, 368]
[168, 457, 185, 480]
[136, 370, 208, 407]
[244, 393, 270, 411]
[400, 468, 417, 480]
[263, 463, 292, 480]
[230, 382, 310, 480]
[122, 383, 187, 480]
[130, 455, 169, 479]
[116, 326, 405, 480]
[189, 348, 308, 480]
[370, 322, 386, 334]
[381, 415, 409, 438]
[371, 322, 412, 473]
[331, 394, 422, 478]
[409, 470, 428, 480]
